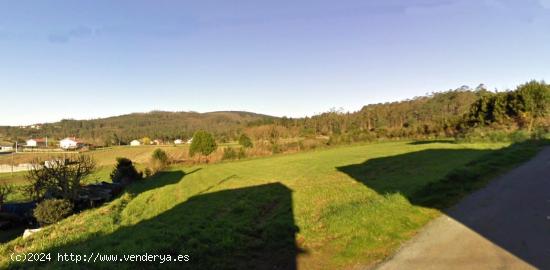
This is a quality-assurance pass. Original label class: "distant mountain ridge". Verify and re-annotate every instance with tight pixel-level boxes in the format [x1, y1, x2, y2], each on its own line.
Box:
[3, 81, 547, 146]
[0, 111, 276, 145]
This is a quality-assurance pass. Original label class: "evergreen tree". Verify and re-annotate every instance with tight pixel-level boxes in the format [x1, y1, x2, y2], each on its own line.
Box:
[189, 130, 218, 161]
[238, 134, 253, 148]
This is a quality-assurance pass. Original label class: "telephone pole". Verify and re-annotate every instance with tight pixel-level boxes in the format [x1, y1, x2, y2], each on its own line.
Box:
[11, 141, 17, 176]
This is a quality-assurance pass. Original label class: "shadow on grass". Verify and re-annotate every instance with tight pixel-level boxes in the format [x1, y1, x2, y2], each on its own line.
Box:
[127, 168, 201, 196]
[13, 182, 302, 269]
[408, 139, 456, 145]
[337, 140, 549, 268]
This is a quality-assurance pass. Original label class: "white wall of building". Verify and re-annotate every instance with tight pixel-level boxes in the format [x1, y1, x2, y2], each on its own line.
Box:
[130, 140, 141, 146]
[26, 139, 37, 147]
[60, 139, 78, 149]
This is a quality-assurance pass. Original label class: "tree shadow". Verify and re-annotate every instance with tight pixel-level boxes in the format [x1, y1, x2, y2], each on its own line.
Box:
[408, 139, 456, 145]
[337, 141, 549, 268]
[14, 182, 302, 269]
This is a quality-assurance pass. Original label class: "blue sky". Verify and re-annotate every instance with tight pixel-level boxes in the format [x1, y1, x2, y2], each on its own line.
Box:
[1, 0, 550, 125]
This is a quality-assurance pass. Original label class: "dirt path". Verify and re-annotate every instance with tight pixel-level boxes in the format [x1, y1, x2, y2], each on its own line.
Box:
[376, 147, 550, 270]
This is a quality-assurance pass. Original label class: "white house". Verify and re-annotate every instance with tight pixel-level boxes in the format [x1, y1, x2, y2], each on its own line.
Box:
[26, 139, 36, 147]
[130, 140, 141, 146]
[187, 138, 193, 144]
[174, 139, 183, 145]
[59, 137, 83, 150]
[0, 146, 13, 153]
[26, 138, 47, 148]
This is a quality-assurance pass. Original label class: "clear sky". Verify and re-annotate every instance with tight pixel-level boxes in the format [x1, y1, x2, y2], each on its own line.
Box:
[1, 0, 550, 126]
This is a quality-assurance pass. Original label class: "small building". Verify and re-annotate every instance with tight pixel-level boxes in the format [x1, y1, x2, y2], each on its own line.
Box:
[130, 140, 141, 146]
[59, 137, 85, 150]
[187, 138, 193, 144]
[26, 138, 47, 148]
[153, 139, 162, 145]
[174, 139, 183, 145]
[0, 146, 13, 153]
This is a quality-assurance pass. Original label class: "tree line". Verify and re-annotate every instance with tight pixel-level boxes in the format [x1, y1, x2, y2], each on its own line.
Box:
[1, 81, 548, 146]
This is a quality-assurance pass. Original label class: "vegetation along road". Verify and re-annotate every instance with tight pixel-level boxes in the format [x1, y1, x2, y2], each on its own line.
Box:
[377, 146, 550, 270]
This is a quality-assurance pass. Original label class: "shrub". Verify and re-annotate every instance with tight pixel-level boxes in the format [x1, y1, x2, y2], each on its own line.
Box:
[222, 147, 238, 160]
[458, 128, 531, 143]
[222, 147, 246, 161]
[150, 148, 169, 173]
[110, 158, 142, 184]
[509, 130, 529, 143]
[0, 184, 13, 206]
[237, 148, 246, 159]
[238, 134, 253, 148]
[271, 143, 282, 154]
[33, 199, 73, 226]
[144, 168, 153, 178]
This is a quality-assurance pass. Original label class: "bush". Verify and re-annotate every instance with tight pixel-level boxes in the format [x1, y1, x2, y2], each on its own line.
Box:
[222, 147, 238, 160]
[222, 147, 246, 161]
[509, 130, 530, 143]
[144, 167, 153, 178]
[271, 143, 282, 154]
[238, 134, 253, 148]
[458, 128, 531, 143]
[237, 148, 246, 159]
[150, 148, 169, 173]
[33, 199, 73, 226]
[110, 158, 142, 184]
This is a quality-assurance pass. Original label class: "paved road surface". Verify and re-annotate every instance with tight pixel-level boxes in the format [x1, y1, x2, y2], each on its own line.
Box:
[376, 147, 550, 270]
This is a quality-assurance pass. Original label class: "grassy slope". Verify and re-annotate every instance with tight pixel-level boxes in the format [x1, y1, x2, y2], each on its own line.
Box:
[0, 167, 119, 203]
[0, 141, 540, 269]
[0, 145, 190, 166]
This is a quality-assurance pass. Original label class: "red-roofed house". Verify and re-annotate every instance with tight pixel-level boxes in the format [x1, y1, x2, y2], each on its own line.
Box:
[26, 138, 47, 148]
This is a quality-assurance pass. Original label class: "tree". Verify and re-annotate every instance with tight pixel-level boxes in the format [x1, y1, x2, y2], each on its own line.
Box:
[516, 81, 550, 132]
[150, 148, 169, 173]
[189, 130, 218, 162]
[238, 134, 253, 148]
[110, 158, 142, 184]
[25, 155, 96, 202]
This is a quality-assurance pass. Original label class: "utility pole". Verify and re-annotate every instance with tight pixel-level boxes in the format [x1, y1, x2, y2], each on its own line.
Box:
[11, 148, 14, 176]
[11, 141, 17, 176]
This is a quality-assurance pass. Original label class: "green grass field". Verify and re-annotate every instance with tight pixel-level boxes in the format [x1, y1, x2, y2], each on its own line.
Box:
[0, 145, 191, 167]
[0, 140, 542, 269]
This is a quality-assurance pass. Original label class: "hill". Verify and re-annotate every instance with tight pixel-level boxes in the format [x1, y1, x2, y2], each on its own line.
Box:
[0, 87, 487, 145]
[0, 111, 275, 145]
[2, 81, 548, 147]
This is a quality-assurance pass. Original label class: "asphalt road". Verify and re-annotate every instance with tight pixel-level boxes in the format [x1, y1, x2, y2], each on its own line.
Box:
[376, 147, 550, 270]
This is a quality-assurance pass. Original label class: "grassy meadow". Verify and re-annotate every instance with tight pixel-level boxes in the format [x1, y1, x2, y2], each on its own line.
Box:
[0, 145, 191, 166]
[0, 140, 543, 269]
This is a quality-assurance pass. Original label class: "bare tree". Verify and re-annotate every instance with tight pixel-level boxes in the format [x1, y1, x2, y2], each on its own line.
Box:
[25, 155, 96, 202]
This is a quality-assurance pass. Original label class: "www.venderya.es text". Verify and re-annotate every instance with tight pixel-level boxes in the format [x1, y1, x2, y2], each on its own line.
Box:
[10, 252, 190, 264]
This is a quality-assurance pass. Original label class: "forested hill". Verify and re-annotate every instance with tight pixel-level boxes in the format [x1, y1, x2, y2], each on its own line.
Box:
[2, 81, 548, 146]
[286, 88, 486, 143]
[0, 111, 275, 145]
